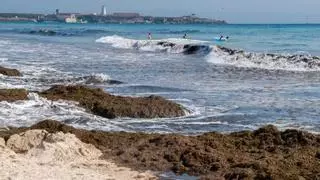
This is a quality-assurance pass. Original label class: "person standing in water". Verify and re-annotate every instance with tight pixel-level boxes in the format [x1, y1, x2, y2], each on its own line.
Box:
[183, 33, 188, 39]
[147, 33, 152, 40]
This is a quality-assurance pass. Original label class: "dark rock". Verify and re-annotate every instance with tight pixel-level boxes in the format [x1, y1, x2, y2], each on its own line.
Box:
[106, 80, 123, 85]
[0, 89, 28, 102]
[0, 66, 22, 76]
[224, 168, 255, 180]
[281, 129, 317, 146]
[157, 41, 176, 47]
[40, 85, 186, 119]
[217, 46, 237, 55]
[183, 44, 210, 55]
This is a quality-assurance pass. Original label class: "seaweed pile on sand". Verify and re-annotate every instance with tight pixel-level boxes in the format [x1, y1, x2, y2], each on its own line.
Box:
[1, 120, 319, 180]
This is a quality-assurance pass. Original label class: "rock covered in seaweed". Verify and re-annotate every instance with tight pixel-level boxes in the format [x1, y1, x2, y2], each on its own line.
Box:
[0, 66, 22, 76]
[0, 89, 28, 102]
[2, 120, 319, 180]
[40, 85, 186, 119]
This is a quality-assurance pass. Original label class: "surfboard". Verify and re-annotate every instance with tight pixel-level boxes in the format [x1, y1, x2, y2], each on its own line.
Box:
[214, 37, 228, 42]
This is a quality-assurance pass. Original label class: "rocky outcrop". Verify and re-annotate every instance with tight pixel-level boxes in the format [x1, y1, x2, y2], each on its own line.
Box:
[40, 85, 186, 119]
[0, 66, 22, 76]
[0, 89, 28, 102]
[2, 120, 319, 180]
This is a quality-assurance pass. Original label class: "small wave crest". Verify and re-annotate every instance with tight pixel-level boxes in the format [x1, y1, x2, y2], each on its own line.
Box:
[207, 46, 320, 71]
[20, 29, 112, 37]
[81, 73, 122, 85]
[155, 29, 200, 34]
[0, 93, 124, 131]
[96, 35, 212, 55]
[0, 66, 122, 91]
[29, 73, 122, 86]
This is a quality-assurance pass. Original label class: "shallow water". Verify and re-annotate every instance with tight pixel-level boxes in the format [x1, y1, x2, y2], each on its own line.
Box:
[0, 22, 319, 134]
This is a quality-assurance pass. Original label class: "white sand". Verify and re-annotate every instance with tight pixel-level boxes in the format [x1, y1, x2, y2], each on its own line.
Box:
[0, 130, 157, 180]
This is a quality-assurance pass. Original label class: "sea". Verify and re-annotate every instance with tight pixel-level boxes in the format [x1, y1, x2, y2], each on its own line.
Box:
[0, 22, 319, 134]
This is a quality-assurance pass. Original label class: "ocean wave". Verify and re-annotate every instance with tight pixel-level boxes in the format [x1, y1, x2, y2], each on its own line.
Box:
[81, 73, 123, 85]
[96, 35, 211, 55]
[96, 35, 320, 71]
[0, 93, 126, 132]
[207, 46, 320, 71]
[18, 29, 113, 37]
[157, 29, 201, 34]
[0, 67, 122, 91]
[25, 73, 123, 86]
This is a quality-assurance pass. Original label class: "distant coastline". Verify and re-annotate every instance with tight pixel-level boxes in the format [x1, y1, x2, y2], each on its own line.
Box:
[0, 12, 227, 24]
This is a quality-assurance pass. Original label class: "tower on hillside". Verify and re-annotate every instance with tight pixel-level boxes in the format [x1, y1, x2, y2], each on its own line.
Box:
[101, 5, 107, 16]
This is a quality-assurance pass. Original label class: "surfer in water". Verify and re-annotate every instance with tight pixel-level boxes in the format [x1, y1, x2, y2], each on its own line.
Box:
[183, 33, 188, 39]
[147, 32, 152, 40]
[219, 35, 224, 40]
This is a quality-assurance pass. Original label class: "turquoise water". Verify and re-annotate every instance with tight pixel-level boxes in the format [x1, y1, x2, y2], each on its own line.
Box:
[0, 22, 319, 133]
[1, 23, 320, 54]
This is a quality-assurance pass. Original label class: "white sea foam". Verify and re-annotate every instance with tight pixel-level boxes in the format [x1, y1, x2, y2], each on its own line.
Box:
[83, 73, 112, 84]
[0, 58, 8, 63]
[97, 36, 320, 71]
[0, 93, 125, 131]
[0, 61, 114, 90]
[207, 46, 320, 71]
[96, 35, 208, 53]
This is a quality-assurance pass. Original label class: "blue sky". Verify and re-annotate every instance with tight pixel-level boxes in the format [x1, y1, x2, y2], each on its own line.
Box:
[1, 0, 320, 23]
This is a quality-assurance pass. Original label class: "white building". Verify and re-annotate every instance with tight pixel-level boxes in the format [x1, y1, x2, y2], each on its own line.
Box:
[101, 5, 107, 16]
[65, 14, 77, 23]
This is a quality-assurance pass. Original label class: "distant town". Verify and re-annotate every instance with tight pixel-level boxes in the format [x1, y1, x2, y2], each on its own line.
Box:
[0, 6, 227, 24]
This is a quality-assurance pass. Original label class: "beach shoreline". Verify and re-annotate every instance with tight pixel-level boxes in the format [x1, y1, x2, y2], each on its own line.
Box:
[1, 22, 320, 179]
[1, 120, 319, 179]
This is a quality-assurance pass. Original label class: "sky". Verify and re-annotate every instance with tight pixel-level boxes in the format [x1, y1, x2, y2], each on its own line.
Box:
[1, 0, 320, 23]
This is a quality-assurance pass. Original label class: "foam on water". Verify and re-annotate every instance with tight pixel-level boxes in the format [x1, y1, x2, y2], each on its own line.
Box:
[1, 23, 320, 134]
[96, 36, 320, 71]
[96, 35, 209, 54]
[0, 60, 116, 90]
[207, 46, 320, 71]
[0, 93, 126, 131]
[0, 92, 218, 134]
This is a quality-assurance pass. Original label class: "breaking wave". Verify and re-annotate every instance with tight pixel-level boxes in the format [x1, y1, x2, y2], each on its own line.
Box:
[27, 73, 121, 85]
[0, 68, 122, 91]
[154, 29, 201, 34]
[96, 35, 212, 55]
[78, 73, 123, 85]
[17, 29, 113, 37]
[96, 35, 320, 71]
[207, 46, 320, 71]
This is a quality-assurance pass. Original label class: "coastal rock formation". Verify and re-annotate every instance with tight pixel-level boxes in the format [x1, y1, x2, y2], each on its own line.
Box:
[40, 85, 186, 119]
[4, 120, 317, 180]
[0, 89, 28, 102]
[0, 129, 156, 180]
[0, 66, 22, 76]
